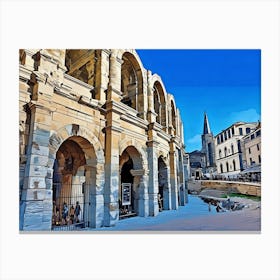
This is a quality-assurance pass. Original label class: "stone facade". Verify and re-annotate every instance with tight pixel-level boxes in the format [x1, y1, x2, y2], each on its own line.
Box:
[243, 123, 261, 168]
[19, 49, 187, 231]
[215, 122, 258, 176]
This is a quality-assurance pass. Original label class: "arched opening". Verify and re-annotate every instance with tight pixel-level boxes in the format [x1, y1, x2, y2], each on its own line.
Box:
[158, 156, 169, 211]
[121, 52, 144, 116]
[52, 136, 97, 230]
[220, 164, 223, 173]
[119, 146, 143, 218]
[65, 49, 95, 86]
[231, 144, 234, 154]
[171, 101, 176, 135]
[224, 147, 227, 157]
[153, 81, 167, 126]
[219, 149, 222, 158]
[226, 162, 229, 172]
[233, 160, 236, 171]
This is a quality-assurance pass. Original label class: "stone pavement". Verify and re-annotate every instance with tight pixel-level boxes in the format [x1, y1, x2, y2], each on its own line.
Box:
[83, 195, 261, 232]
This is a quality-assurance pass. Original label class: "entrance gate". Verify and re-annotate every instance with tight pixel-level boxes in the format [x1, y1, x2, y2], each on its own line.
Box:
[52, 183, 90, 231]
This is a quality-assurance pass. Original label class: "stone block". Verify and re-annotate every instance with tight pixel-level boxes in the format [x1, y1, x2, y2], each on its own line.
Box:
[23, 176, 46, 189]
[25, 164, 48, 177]
[30, 144, 49, 157]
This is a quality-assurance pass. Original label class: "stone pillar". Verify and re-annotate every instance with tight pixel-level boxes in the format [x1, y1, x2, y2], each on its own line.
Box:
[131, 169, 149, 217]
[178, 149, 186, 206]
[163, 165, 172, 210]
[147, 139, 159, 216]
[103, 50, 123, 226]
[95, 49, 110, 103]
[169, 140, 178, 210]
[147, 70, 157, 123]
[20, 103, 53, 231]
[20, 49, 66, 231]
[85, 165, 104, 228]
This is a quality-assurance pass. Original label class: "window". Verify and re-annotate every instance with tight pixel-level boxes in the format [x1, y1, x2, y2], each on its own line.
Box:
[233, 160, 236, 171]
[228, 130, 231, 138]
[239, 128, 243, 135]
[256, 130, 261, 137]
[221, 134, 224, 143]
[231, 144, 234, 154]
[224, 132, 227, 140]
[258, 155, 261, 163]
[251, 134, 255, 140]
[219, 149, 222, 158]
[250, 158, 253, 165]
[246, 127, 251, 134]
[217, 137, 220, 144]
[226, 162, 229, 172]
[232, 127, 235, 135]
[224, 147, 227, 157]
[249, 148, 251, 154]
[220, 164, 223, 173]
[257, 144, 260, 151]
[237, 140, 242, 153]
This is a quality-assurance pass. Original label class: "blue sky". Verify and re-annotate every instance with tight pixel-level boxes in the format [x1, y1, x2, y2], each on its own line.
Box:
[136, 49, 261, 152]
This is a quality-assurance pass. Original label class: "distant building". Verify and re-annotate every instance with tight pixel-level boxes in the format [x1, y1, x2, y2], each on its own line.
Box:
[243, 122, 261, 168]
[215, 122, 258, 177]
[201, 112, 216, 175]
[188, 150, 205, 179]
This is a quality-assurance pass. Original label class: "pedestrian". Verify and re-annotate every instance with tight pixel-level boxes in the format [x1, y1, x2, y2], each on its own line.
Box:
[74, 201, 81, 223]
[62, 202, 68, 224]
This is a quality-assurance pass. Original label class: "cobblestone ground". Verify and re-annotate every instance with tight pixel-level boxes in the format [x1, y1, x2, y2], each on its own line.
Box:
[82, 195, 261, 232]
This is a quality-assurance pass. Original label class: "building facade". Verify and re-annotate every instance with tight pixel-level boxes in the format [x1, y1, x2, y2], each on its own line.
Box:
[19, 49, 187, 231]
[243, 122, 261, 168]
[215, 122, 258, 177]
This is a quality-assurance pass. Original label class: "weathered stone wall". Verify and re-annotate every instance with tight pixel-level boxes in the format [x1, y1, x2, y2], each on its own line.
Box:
[200, 180, 261, 197]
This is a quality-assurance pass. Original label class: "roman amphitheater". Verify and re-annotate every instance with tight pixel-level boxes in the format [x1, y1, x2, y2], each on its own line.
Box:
[19, 49, 187, 231]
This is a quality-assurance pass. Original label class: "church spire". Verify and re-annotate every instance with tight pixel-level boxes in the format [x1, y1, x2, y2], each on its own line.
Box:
[203, 112, 211, 134]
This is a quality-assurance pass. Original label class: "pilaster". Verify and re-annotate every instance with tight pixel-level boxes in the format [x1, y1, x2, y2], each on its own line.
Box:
[20, 102, 53, 230]
[169, 139, 178, 210]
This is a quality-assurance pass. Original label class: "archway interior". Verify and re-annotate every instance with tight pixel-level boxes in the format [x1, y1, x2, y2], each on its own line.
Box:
[119, 146, 142, 217]
[65, 49, 95, 85]
[52, 138, 91, 227]
[158, 156, 168, 210]
[121, 52, 143, 116]
[171, 101, 176, 134]
[154, 81, 166, 126]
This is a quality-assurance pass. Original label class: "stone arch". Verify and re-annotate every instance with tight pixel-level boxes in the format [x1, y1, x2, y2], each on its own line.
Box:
[151, 74, 168, 127]
[118, 50, 146, 117]
[49, 124, 105, 228]
[119, 138, 148, 170]
[65, 49, 95, 86]
[157, 149, 169, 166]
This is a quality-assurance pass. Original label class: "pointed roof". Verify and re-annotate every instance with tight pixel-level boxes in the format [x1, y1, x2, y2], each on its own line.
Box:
[203, 112, 211, 134]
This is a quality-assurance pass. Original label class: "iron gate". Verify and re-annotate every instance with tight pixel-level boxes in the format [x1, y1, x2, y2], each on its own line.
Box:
[52, 183, 90, 231]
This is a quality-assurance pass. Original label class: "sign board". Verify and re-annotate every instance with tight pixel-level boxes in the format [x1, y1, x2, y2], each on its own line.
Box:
[121, 183, 131, 206]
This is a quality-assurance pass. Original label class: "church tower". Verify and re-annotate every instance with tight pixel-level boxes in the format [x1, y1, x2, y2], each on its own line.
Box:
[201, 112, 216, 174]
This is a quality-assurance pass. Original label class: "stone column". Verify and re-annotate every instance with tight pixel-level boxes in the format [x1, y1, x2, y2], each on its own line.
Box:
[103, 50, 123, 227]
[169, 140, 178, 210]
[163, 165, 172, 210]
[147, 138, 159, 216]
[178, 149, 186, 206]
[20, 102, 53, 230]
[147, 70, 157, 123]
[85, 165, 104, 228]
[130, 169, 149, 217]
[94, 49, 110, 103]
